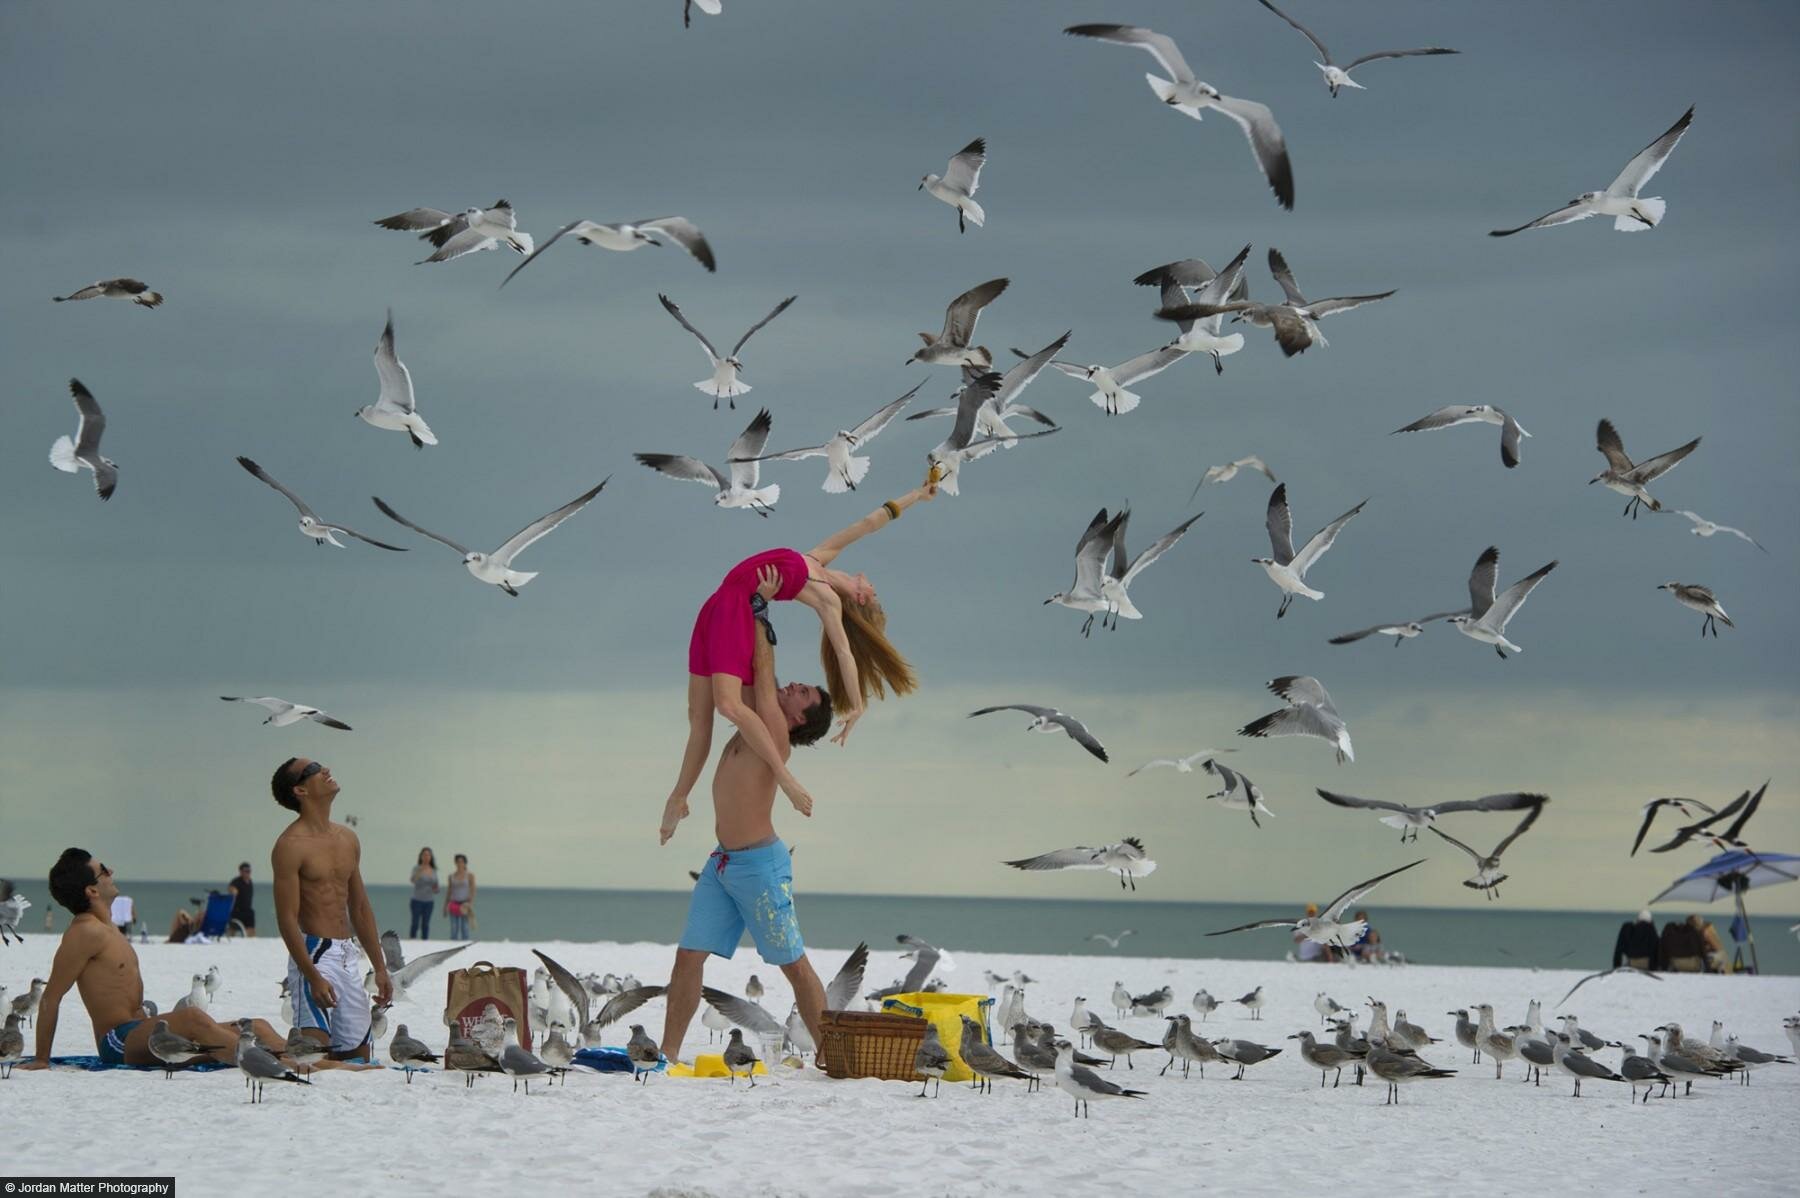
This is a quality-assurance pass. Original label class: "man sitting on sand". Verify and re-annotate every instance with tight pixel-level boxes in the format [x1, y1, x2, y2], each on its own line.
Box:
[21, 848, 292, 1070]
[270, 758, 392, 1061]
[659, 603, 832, 1065]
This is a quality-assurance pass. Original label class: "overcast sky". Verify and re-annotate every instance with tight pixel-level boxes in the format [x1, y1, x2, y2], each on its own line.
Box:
[3, 1, 1796, 913]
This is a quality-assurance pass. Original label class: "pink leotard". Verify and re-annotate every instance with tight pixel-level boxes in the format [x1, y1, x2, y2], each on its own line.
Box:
[688, 548, 811, 684]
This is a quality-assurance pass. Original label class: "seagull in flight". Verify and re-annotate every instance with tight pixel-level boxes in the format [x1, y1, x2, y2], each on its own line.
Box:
[1657, 583, 1733, 637]
[1190, 455, 1275, 502]
[970, 704, 1108, 762]
[1127, 748, 1231, 777]
[635, 409, 780, 515]
[1208, 860, 1425, 950]
[220, 696, 352, 731]
[910, 331, 1068, 454]
[907, 278, 1009, 368]
[1393, 405, 1530, 469]
[499, 216, 715, 287]
[1098, 509, 1204, 628]
[1237, 675, 1353, 763]
[47, 379, 117, 501]
[1491, 106, 1693, 236]
[924, 371, 1058, 496]
[1447, 545, 1557, 659]
[682, 0, 722, 27]
[920, 138, 987, 233]
[1590, 418, 1700, 518]
[1045, 345, 1191, 416]
[1156, 248, 1393, 357]
[730, 382, 920, 492]
[1327, 617, 1451, 648]
[1316, 788, 1547, 843]
[53, 277, 163, 308]
[1256, 0, 1458, 97]
[1254, 483, 1368, 617]
[1063, 24, 1294, 210]
[375, 201, 533, 264]
[1044, 508, 1120, 637]
[356, 311, 435, 448]
[1662, 510, 1765, 551]
[1135, 245, 1252, 374]
[658, 294, 796, 408]
[1203, 759, 1274, 828]
[1087, 930, 1136, 949]
[1555, 965, 1659, 1009]
[1645, 783, 1767, 855]
[372, 479, 608, 595]
[1004, 838, 1156, 891]
[1428, 798, 1550, 898]
[237, 457, 408, 551]
[1631, 797, 1718, 856]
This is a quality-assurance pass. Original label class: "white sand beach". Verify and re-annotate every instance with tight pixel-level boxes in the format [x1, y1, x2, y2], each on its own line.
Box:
[4, 936, 1796, 1197]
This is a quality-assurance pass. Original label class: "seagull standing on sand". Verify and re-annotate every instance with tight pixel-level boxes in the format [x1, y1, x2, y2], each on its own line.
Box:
[1192, 990, 1219, 1021]
[1366, 1044, 1454, 1103]
[1063, 25, 1293, 210]
[1214, 1038, 1283, 1079]
[236, 1028, 308, 1102]
[906, 278, 1010, 367]
[501, 216, 715, 287]
[1656, 583, 1734, 637]
[1053, 1039, 1146, 1116]
[728, 382, 921, 492]
[722, 1028, 760, 1087]
[53, 277, 163, 308]
[218, 696, 351, 731]
[913, 1023, 951, 1096]
[1156, 249, 1393, 357]
[1234, 986, 1266, 1021]
[1207, 861, 1425, 952]
[1045, 345, 1191, 416]
[236, 457, 408, 551]
[1315, 788, 1546, 843]
[636, 409, 780, 515]
[1289, 1030, 1359, 1087]
[1490, 107, 1693, 236]
[625, 1025, 661, 1083]
[1089, 1022, 1161, 1069]
[500, 1019, 551, 1093]
[1663, 510, 1766, 551]
[658, 294, 797, 409]
[1, 1014, 27, 1077]
[1392, 405, 1530, 469]
[388, 1024, 439, 1082]
[958, 1014, 1034, 1091]
[376, 201, 533, 264]
[970, 704, 1108, 762]
[1256, 0, 1458, 97]
[1427, 796, 1550, 898]
[1003, 839, 1156, 891]
[1590, 418, 1700, 518]
[1551, 1033, 1625, 1097]
[357, 311, 436, 448]
[1238, 676, 1354, 763]
[47, 379, 117, 501]
[1448, 545, 1558, 659]
[1253, 484, 1367, 617]
[148, 1021, 224, 1078]
[373, 479, 607, 594]
[1135, 245, 1252, 374]
[920, 138, 987, 233]
[1316, 994, 1346, 1026]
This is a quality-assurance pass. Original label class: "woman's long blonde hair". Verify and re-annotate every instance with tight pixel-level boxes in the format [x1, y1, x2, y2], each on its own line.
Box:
[821, 598, 916, 714]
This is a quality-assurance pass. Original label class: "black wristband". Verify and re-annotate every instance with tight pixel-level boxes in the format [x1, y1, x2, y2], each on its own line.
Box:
[749, 593, 769, 615]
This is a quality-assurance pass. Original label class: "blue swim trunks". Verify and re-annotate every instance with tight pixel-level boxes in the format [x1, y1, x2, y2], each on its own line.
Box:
[679, 838, 805, 965]
[98, 1020, 143, 1065]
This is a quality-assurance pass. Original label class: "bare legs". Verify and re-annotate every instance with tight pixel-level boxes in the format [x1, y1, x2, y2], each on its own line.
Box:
[660, 947, 709, 1065]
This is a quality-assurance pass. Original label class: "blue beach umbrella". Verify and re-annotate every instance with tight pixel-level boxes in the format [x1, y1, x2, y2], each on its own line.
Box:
[1650, 849, 1800, 973]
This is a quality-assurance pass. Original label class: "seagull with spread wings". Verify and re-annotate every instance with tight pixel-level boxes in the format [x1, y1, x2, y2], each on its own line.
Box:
[356, 311, 436, 448]
[1190, 455, 1275, 501]
[1254, 483, 1368, 618]
[375, 201, 533, 263]
[1155, 248, 1393, 357]
[1316, 789, 1547, 843]
[1127, 748, 1231, 778]
[1237, 675, 1354, 763]
[1134, 245, 1252, 373]
[909, 332, 1067, 458]
[1256, 0, 1458, 97]
[237, 457, 408, 551]
[919, 137, 988, 233]
[906, 278, 1010, 368]
[1043, 345, 1191, 416]
[1662, 510, 1766, 551]
[1063, 24, 1294, 210]
[1447, 546, 1557, 659]
[372, 478, 608, 595]
[1557, 965, 1659, 1009]
[1491, 107, 1693, 236]
[1044, 508, 1119, 637]
[53, 277, 163, 308]
[1590, 418, 1700, 518]
[1098, 509, 1204, 628]
[729, 382, 920, 492]
[47, 379, 118, 501]
[499, 215, 715, 288]
[923, 370, 1059, 496]
[219, 696, 353, 731]
[1630, 797, 1718, 856]
[635, 409, 780, 515]
[1427, 797, 1550, 899]
[969, 704, 1108, 762]
[1004, 838, 1157, 891]
[1645, 782, 1768, 855]
[1207, 860, 1425, 950]
[1392, 405, 1530, 469]
[658, 294, 796, 408]
[1203, 759, 1274, 828]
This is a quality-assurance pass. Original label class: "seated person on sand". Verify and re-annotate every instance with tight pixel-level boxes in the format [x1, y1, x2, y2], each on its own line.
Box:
[1350, 911, 1382, 962]
[21, 848, 303, 1071]
[269, 757, 394, 1061]
[1293, 904, 1328, 962]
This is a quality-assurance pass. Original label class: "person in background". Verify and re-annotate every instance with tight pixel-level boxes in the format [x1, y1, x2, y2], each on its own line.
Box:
[1350, 910, 1381, 962]
[227, 861, 256, 936]
[409, 848, 438, 940]
[445, 854, 475, 941]
[1293, 903, 1327, 962]
[1659, 917, 1703, 972]
[166, 899, 204, 943]
[109, 892, 135, 937]
[1689, 913, 1725, 973]
[1612, 908, 1658, 969]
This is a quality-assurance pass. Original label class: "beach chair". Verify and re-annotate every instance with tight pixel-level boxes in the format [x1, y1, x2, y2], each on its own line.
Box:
[195, 891, 246, 940]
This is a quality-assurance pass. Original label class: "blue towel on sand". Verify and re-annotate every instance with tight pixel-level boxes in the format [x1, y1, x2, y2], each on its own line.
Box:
[49, 1056, 234, 1072]
[573, 1046, 664, 1074]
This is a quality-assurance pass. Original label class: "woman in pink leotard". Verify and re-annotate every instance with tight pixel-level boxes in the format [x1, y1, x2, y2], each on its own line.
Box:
[667, 475, 939, 825]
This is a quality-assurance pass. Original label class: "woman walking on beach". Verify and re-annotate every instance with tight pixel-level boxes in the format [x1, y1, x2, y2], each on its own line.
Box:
[409, 848, 438, 940]
[445, 853, 475, 940]
[671, 474, 937, 822]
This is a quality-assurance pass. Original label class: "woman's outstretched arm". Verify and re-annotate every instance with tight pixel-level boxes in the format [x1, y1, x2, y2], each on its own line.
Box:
[806, 476, 937, 567]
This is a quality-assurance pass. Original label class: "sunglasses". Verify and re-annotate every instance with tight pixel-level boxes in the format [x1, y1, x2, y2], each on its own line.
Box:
[91, 862, 113, 884]
[291, 761, 324, 785]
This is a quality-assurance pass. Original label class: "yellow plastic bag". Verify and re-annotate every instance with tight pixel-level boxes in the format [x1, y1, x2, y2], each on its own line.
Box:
[668, 1053, 769, 1079]
[880, 992, 995, 1083]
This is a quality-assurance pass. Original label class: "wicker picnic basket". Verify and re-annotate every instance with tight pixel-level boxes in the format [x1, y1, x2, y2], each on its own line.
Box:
[817, 1010, 926, 1081]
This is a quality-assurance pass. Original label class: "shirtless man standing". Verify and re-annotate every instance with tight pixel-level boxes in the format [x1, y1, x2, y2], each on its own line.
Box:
[659, 604, 833, 1065]
[21, 848, 289, 1070]
[270, 758, 392, 1061]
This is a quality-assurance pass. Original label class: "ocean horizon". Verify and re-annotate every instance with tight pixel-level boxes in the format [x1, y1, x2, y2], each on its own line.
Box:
[33, 877, 1800, 976]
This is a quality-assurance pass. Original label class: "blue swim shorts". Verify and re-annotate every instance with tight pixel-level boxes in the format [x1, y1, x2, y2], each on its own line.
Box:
[98, 1019, 143, 1065]
[679, 839, 805, 966]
